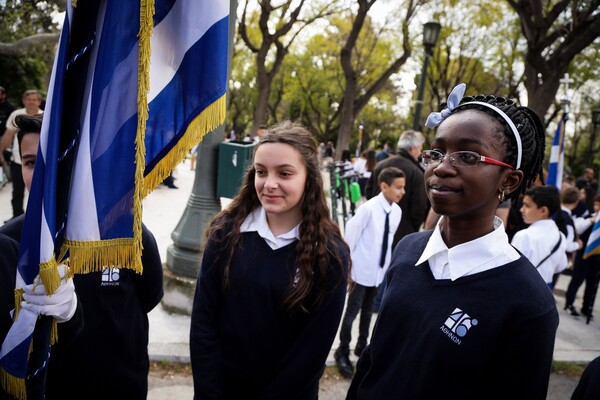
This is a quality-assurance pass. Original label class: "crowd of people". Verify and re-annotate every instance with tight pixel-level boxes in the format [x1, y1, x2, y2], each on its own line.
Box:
[0, 83, 599, 399]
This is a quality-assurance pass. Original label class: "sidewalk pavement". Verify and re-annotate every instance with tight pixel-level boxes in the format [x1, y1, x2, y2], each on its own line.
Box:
[1, 158, 600, 399]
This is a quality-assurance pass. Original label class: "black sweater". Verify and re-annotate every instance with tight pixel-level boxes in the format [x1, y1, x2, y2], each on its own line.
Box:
[190, 231, 348, 399]
[0, 231, 84, 400]
[348, 231, 559, 400]
[44, 223, 163, 400]
[0, 234, 20, 400]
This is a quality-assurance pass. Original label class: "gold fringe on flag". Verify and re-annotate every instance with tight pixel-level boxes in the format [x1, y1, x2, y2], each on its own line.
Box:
[142, 94, 227, 196]
[13, 288, 23, 320]
[38, 258, 61, 295]
[61, 238, 140, 275]
[131, 0, 155, 274]
[0, 321, 55, 400]
[0, 369, 26, 400]
[1, 287, 26, 399]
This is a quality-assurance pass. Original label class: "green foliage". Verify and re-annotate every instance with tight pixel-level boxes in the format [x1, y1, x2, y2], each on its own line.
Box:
[273, 12, 405, 148]
[0, 0, 61, 102]
[410, 0, 524, 141]
[0, 56, 48, 104]
[0, 0, 59, 41]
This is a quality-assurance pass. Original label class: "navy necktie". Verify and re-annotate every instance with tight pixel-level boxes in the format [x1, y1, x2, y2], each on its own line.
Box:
[380, 210, 390, 268]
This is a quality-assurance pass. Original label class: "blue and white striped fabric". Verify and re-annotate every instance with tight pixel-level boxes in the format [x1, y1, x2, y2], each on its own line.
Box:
[546, 113, 568, 190]
[65, 0, 229, 273]
[584, 218, 600, 259]
[0, 5, 74, 395]
[1, 0, 229, 396]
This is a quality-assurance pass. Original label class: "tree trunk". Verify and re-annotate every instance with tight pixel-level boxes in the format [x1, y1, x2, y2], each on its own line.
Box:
[522, 53, 566, 121]
[336, 77, 357, 160]
[253, 55, 271, 134]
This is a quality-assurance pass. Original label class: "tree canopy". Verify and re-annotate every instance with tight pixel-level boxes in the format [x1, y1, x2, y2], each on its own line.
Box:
[2, 0, 600, 170]
[0, 0, 63, 102]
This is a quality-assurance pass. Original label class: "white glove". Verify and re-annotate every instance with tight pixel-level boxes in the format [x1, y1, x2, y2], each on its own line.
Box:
[21, 264, 77, 323]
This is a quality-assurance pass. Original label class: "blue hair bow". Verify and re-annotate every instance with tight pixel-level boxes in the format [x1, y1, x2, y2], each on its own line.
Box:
[424, 83, 466, 128]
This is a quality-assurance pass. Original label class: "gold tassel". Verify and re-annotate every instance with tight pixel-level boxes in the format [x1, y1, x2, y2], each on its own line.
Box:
[38, 259, 61, 295]
[0, 369, 26, 400]
[13, 289, 23, 320]
[50, 320, 58, 345]
[142, 94, 227, 197]
[132, 0, 155, 274]
[61, 238, 142, 275]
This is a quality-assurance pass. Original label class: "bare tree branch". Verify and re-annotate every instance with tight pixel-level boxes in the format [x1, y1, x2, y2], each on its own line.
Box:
[0, 33, 59, 57]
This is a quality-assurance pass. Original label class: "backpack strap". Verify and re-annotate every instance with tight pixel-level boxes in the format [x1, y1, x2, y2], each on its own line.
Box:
[535, 234, 563, 269]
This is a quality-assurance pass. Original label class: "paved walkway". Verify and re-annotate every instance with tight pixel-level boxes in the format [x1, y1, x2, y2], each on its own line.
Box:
[1, 158, 600, 399]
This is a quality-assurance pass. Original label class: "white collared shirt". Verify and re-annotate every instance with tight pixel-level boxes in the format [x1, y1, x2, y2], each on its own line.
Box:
[511, 219, 568, 284]
[345, 192, 402, 287]
[240, 207, 300, 250]
[560, 206, 581, 253]
[7, 108, 43, 164]
[416, 216, 520, 281]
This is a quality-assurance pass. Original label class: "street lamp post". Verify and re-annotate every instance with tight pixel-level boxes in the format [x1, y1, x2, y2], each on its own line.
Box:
[412, 21, 442, 131]
[588, 110, 600, 168]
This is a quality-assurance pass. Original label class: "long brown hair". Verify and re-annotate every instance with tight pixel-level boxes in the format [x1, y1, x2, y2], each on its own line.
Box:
[205, 121, 349, 313]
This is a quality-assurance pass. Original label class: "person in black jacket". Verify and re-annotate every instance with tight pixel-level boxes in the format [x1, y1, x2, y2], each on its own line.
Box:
[190, 121, 349, 399]
[365, 129, 428, 249]
[348, 84, 557, 399]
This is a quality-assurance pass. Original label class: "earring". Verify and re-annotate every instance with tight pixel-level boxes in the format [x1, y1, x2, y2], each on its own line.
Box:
[498, 190, 505, 203]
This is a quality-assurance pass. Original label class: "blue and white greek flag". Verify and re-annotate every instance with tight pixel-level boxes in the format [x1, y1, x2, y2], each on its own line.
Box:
[1, 0, 229, 397]
[584, 218, 600, 260]
[546, 113, 568, 189]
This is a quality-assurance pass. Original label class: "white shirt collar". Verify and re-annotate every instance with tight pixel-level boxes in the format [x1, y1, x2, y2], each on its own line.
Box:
[376, 192, 393, 213]
[240, 207, 300, 249]
[416, 216, 519, 280]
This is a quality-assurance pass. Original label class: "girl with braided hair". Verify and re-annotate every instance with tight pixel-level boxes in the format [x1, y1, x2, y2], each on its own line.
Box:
[190, 121, 349, 399]
[347, 84, 557, 399]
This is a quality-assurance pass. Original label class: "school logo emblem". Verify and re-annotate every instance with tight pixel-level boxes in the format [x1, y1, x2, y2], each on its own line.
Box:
[440, 307, 478, 345]
[101, 267, 120, 286]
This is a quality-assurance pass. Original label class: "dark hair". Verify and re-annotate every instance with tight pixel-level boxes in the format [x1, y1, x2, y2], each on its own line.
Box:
[594, 194, 600, 203]
[257, 124, 267, 130]
[524, 185, 560, 216]
[15, 114, 43, 150]
[378, 166, 405, 186]
[205, 121, 348, 313]
[455, 95, 545, 201]
[365, 149, 377, 172]
[341, 149, 352, 163]
[560, 187, 580, 205]
[582, 185, 596, 213]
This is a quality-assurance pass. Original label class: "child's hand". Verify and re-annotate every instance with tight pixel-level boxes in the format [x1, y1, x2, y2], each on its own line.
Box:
[21, 264, 77, 323]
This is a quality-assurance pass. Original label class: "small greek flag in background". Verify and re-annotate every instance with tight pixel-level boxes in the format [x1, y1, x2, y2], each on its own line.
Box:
[546, 112, 568, 190]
